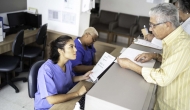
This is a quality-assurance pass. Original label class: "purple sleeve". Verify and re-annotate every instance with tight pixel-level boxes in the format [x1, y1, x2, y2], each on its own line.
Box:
[37, 65, 58, 99]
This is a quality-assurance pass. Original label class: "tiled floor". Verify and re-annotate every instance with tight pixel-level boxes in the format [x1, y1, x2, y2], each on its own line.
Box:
[0, 72, 34, 110]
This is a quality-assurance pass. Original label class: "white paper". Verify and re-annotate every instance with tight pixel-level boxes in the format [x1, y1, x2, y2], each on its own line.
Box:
[134, 39, 162, 50]
[0, 21, 3, 42]
[62, 11, 76, 25]
[146, 0, 154, 3]
[48, 10, 62, 22]
[82, 0, 91, 12]
[147, 0, 165, 4]
[3, 32, 5, 38]
[90, 52, 115, 82]
[92, 0, 95, 8]
[120, 47, 127, 53]
[115, 48, 156, 68]
[73, 102, 80, 110]
[181, 17, 190, 35]
[28, 7, 37, 14]
[63, 0, 77, 11]
[0, 28, 2, 36]
[151, 37, 162, 48]
[3, 25, 10, 29]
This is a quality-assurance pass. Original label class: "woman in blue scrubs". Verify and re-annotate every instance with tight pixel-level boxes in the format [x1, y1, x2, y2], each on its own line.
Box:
[71, 27, 98, 75]
[34, 35, 92, 110]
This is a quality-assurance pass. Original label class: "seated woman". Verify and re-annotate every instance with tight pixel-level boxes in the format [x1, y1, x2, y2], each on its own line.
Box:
[34, 35, 92, 110]
[71, 27, 98, 75]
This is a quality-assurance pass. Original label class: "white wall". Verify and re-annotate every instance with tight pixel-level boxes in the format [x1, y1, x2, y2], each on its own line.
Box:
[100, 0, 157, 17]
[27, 0, 90, 36]
[79, 11, 90, 36]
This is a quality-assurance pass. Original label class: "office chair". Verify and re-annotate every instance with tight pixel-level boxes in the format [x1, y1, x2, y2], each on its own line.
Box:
[23, 23, 47, 67]
[0, 30, 27, 93]
[131, 16, 150, 38]
[110, 13, 138, 46]
[90, 10, 118, 42]
[28, 60, 45, 98]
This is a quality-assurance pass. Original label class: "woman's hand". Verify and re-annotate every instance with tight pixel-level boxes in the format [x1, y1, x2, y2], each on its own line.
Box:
[73, 71, 92, 82]
[77, 85, 87, 96]
[82, 70, 92, 80]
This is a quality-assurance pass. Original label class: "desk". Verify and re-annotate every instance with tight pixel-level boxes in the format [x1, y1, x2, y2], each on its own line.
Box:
[0, 29, 38, 84]
[50, 43, 161, 110]
[85, 44, 161, 110]
[0, 29, 38, 54]
[50, 81, 93, 110]
[50, 41, 123, 110]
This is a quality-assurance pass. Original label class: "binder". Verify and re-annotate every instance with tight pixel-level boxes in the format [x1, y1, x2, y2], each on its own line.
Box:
[0, 17, 3, 42]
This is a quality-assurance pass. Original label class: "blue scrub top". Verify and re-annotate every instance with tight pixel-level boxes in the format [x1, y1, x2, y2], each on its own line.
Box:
[71, 37, 96, 75]
[34, 59, 75, 110]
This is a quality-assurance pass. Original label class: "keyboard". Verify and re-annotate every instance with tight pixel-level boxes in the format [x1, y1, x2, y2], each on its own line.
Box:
[78, 95, 86, 110]
[76, 83, 95, 110]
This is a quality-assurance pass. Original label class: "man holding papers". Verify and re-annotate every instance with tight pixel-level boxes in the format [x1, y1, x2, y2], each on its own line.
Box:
[143, 0, 190, 45]
[118, 3, 190, 110]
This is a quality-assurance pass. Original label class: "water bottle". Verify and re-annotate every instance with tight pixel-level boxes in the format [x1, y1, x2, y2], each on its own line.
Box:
[144, 25, 148, 34]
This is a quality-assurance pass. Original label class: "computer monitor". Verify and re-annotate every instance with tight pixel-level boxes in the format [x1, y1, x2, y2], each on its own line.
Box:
[7, 12, 26, 27]
[25, 13, 42, 28]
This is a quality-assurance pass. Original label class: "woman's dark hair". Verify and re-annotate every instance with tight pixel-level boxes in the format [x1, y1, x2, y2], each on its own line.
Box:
[50, 35, 72, 64]
[178, 0, 190, 13]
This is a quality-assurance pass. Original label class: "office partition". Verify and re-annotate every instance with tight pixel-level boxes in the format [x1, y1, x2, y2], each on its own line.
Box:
[0, 0, 27, 13]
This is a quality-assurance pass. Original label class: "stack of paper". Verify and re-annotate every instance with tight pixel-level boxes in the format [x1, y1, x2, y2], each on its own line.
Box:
[90, 52, 115, 82]
[134, 39, 162, 50]
[181, 17, 190, 35]
[116, 48, 156, 68]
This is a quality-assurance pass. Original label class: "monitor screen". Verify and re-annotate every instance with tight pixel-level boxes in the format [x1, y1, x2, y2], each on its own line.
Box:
[7, 12, 26, 27]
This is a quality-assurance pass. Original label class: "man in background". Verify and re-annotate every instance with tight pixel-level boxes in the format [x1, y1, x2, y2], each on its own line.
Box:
[118, 3, 190, 110]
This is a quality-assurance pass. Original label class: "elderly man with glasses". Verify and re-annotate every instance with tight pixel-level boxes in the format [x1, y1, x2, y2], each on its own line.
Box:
[117, 3, 190, 110]
[144, 0, 190, 42]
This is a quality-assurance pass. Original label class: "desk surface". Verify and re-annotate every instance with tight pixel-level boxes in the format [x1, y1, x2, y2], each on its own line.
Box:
[0, 29, 38, 54]
[86, 63, 156, 110]
[50, 43, 161, 110]
[85, 44, 161, 110]
[50, 41, 123, 110]
[50, 81, 93, 110]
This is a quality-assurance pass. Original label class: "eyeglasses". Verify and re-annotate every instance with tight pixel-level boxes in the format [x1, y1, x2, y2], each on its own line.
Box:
[91, 36, 96, 42]
[149, 22, 167, 28]
[87, 33, 97, 42]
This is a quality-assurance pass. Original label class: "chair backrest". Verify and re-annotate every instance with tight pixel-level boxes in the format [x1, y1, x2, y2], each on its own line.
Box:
[118, 13, 138, 28]
[36, 23, 48, 45]
[99, 10, 118, 24]
[28, 60, 45, 98]
[12, 30, 24, 56]
[137, 16, 150, 31]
